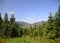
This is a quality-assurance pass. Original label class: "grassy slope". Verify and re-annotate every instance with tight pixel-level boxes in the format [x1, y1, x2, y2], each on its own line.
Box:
[0, 35, 59, 43]
[0, 35, 41, 43]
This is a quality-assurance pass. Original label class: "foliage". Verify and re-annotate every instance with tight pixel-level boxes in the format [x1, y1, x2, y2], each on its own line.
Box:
[0, 5, 60, 43]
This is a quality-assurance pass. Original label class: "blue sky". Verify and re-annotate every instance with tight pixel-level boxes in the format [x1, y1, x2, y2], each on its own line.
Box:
[0, 0, 60, 23]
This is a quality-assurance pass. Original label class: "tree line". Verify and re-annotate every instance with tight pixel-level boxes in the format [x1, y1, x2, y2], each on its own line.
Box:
[0, 13, 20, 38]
[0, 5, 60, 43]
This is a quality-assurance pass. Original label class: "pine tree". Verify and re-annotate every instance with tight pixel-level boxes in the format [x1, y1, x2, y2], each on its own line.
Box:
[11, 25, 19, 37]
[3, 13, 9, 38]
[46, 13, 56, 39]
[58, 5, 60, 17]
[0, 13, 3, 29]
[47, 13, 54, 30]
[10, 14, 19, 37]
[10, 14, 15, 24]
[0, 13, 3, 37]
[4, 13, 9, 23]
[54, 6, 60, 38]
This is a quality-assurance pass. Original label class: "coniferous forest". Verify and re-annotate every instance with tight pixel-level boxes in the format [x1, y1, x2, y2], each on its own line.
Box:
[0, 6, 60, 43]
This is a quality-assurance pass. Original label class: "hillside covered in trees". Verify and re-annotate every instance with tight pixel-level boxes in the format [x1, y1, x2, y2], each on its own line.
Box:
[0, 6, 60, 43]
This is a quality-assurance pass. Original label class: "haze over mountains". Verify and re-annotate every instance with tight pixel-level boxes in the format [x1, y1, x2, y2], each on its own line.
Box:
[16, 21, 46, 26]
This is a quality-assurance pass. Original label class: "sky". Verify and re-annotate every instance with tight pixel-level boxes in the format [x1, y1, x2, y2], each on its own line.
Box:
[0, 0, 60, 23]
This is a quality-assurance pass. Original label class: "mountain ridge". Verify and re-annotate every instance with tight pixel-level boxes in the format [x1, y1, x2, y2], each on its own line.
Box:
[16, 21, 46, 26]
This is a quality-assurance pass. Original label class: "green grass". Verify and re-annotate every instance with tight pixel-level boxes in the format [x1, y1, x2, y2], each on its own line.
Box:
[0, 35, 57, 43]
[1, 35, 41, 43]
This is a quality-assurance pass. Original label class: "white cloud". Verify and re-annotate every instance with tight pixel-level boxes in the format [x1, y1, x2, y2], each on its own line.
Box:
[8, 11, 14, 15]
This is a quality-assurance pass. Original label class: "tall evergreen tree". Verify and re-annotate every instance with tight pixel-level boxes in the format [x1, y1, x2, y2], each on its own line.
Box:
[10, 14, 15, 24]
[4, 13, 9, 23]
[3, 13, 9, 38]
[47, 13, 54, 30]
[46, 13, 56, 39]
[54, 6, 60, 38]
[10, 14, 19, 37]
[58, 5, 60, 17]
[0, 13, 3, 28]
[0, 13, 3, 37]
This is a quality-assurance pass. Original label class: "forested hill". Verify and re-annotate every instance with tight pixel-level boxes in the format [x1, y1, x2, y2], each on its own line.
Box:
[16, 21, 30, 26]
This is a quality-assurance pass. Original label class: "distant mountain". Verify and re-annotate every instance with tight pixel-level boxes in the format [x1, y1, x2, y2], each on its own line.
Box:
[16, 21, 46, 26]
[35, 21, 46, 25]
[16, 21, 30, 26]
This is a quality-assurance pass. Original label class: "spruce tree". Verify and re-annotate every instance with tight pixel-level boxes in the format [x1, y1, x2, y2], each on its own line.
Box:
[10, 14, 19, 37]
[55, 6, 60, 38]
[0, 13, 3, 37]
[3, 13, 9, 38]
[4, 13, 9, 24]
[47, 13, 54, 30]
[46, 13, 56, 39]
[10, 14, 15, 24]
[11, 26, 19, 37]
[0, 13, 3, 29]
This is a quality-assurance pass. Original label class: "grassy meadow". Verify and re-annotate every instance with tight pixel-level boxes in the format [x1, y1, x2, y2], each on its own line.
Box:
[0, 35, 41, 43]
